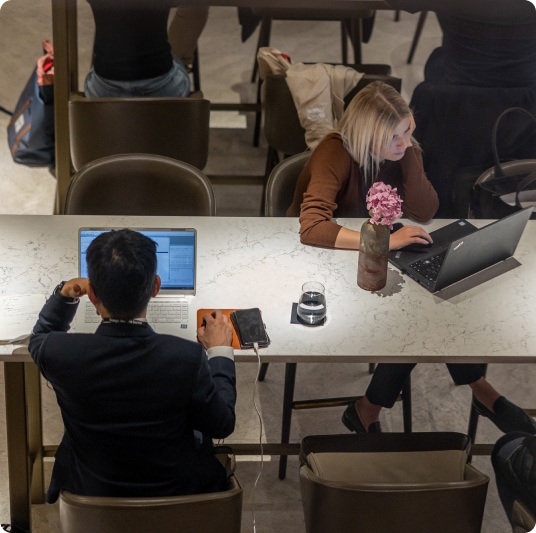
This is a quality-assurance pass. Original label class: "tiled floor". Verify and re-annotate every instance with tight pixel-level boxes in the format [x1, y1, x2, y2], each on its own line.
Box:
[0, 3, 533, 532]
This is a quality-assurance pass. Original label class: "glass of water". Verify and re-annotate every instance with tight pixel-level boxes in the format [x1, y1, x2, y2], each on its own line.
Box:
[297, 281, 327, 326]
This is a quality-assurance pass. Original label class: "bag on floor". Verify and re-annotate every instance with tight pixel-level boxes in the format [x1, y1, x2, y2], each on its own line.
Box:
[7, 39, 55, 167]
[472, 107, 536, 219]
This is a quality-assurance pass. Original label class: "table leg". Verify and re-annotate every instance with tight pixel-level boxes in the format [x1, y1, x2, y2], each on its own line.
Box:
[401, 374, 412, 433]
[278, 363, 297, 480]
[25, 363, 44, 505]
[4, 362, 32, 532]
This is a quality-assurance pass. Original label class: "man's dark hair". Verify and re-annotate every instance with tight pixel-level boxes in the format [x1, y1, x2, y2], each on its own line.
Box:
[86, 229, 157, 318]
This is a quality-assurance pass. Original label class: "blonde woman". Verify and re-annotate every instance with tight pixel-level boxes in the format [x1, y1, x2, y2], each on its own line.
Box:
[288, 81, 536, 436]
[287, 81, 438, 249]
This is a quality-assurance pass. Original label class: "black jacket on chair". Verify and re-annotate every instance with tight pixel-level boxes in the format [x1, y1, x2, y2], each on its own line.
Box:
[29, 293, 236, 503]
[410, 83, 536, 217]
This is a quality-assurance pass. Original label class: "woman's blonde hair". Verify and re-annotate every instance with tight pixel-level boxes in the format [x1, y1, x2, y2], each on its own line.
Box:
[336, 81, 415, 185]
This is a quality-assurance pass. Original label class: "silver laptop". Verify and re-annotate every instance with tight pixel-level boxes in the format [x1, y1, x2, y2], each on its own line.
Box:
[72, 228, 197, 339]
[388, 207, 533, 292]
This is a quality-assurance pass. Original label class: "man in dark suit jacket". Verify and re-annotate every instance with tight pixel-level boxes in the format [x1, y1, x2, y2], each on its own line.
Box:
[29, 229, 236, 503]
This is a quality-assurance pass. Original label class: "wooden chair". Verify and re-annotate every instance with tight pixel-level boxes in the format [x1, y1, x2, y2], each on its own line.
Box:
[59, 475, 242, 533]
[300, 432, 489, 533]
[68, 94, 210, 171]
[64, 154, 216, 216]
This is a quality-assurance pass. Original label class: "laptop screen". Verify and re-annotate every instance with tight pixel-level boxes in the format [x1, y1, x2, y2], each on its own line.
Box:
[78, 228, 196, 294]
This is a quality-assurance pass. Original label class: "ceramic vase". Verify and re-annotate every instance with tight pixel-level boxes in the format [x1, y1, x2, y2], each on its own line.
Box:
[357, 219, 390, 291]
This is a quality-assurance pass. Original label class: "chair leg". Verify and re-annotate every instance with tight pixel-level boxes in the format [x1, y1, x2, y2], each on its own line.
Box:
[258, 362, 269, 382]
[279, 363, 297, 480]
[262, 147, 280, 216]
[253, 77, 263, 147]
[348, 18, 363, 64]
[362, 12, 375, 43]
[266, 148, 280, 178]
[394, 9, 400, 22]
[340, 21, 348, 65]
[467, 394, 480, 444]
[251, 17, 271, 83]
[467, 364, 488, 461]
[192, 48, 201, 93]
[368, 363, 375, 374]
[406, 11, 428, 64]
[401, 375, 412, 433]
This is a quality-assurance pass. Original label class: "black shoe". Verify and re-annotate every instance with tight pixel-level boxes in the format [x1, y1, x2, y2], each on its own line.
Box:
[472, 396, 536, 435]
[342, 402, 382, 434]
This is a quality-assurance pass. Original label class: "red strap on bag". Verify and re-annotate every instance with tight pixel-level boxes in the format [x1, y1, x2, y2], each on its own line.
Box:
[36, 39, 54, 87]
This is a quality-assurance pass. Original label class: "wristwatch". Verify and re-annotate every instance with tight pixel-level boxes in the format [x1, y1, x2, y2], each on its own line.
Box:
[53, 281, 78, 303]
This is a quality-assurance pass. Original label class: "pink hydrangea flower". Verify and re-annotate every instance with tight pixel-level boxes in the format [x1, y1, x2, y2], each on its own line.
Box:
[366, 182, 403, 229]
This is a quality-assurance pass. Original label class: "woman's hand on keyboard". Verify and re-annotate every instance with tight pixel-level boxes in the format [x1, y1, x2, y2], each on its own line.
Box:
[389, 225, 433, 251]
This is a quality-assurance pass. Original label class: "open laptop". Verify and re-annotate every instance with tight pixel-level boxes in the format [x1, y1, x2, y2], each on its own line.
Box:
[72, 228, 197, 339]
[388, 207, 533, 292]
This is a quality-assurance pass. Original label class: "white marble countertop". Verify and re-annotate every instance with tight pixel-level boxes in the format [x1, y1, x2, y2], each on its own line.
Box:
[1, 215, 535, 363]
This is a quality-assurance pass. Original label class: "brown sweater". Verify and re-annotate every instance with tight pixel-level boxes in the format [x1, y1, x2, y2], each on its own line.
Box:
[287, 133, 439, 247]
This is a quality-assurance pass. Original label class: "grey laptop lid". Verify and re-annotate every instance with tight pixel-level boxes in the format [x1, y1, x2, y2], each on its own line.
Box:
[389, 207, 533, 292]
[79, 228, 196, 295]
[74, 228, 197, 339]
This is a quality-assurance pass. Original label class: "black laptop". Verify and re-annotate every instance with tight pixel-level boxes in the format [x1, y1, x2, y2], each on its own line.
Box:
[388, 207, 533, 292]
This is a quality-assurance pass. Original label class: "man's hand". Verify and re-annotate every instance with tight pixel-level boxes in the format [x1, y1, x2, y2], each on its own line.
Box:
[60, 278, 90, 299]
[197, 309, 233, 350]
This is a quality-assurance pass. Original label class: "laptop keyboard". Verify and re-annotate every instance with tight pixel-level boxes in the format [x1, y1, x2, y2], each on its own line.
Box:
[409, 250, 447, 283]
[84, 299, 189, 327]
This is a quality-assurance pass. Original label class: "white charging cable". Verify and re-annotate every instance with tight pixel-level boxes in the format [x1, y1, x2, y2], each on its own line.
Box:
[251, 341, 264, 533]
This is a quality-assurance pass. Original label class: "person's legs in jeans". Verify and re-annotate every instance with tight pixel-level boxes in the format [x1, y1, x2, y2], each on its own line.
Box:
[84, 60, 190, 98]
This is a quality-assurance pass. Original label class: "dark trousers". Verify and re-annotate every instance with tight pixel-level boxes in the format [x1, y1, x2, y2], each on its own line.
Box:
[366, 363, 485, 408]
[492, 432, 536, 525]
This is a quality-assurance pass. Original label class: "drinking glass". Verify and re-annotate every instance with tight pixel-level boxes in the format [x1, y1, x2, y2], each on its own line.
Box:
[297, 281, 327, 326]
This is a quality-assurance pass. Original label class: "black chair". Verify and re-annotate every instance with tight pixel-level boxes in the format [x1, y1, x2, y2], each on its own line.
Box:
[64, 154, 216, 216]
[68, 94, 210, 171]
[262, 152, 412, 480]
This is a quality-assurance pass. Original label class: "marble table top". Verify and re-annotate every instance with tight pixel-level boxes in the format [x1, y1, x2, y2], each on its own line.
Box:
[1, 215, 535, 363]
